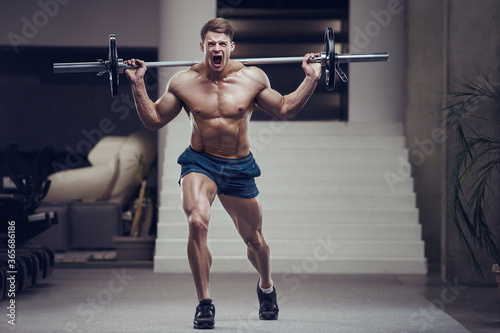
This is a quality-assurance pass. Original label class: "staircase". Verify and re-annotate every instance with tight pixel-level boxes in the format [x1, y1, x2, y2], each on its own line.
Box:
[154, 117, 427, 275]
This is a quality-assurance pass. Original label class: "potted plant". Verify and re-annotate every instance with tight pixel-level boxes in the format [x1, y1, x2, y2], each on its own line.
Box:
[494, 264, 500, 297]
[113, 154, 156, 261]
[443, 67, 500, 281]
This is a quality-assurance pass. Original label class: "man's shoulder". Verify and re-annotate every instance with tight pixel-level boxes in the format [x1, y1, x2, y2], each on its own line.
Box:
[239, 65, 265, 76]
[173, 67, 199, 80]
[168, 67, 199, 89]
[238, 65, 269, 86]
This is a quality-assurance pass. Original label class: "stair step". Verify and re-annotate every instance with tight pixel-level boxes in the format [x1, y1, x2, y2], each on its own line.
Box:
[161, 175, 414, 193]
[157, 223, 422, 241]
[156, 120, 426, 275]
[252, 147, 409, 158]
[162, 152, 411, 172]
[246, 135, 406, 149]
[158, 206, 419, 225]
[163, 160, 411, 178]
[166, 121, 405, 137]
[154, 256, 427, 274]
[160, 192, 416, 209]
[155, 239, 425, 258]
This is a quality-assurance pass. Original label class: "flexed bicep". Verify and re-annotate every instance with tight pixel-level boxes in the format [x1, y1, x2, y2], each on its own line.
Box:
[250, 68, 286, 119]
[255, 86, 286, 120]
[153, 83, 183, 126]
[131, 71, 184, 131]
[251, 59, 318, 121]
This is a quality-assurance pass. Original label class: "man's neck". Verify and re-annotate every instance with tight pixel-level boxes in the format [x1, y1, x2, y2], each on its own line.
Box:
[202, 60, 235, 83]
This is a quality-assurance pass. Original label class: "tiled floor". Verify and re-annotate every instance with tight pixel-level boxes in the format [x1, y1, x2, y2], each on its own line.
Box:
[398, 266, 500, 333]
[52, 253, 500, 332]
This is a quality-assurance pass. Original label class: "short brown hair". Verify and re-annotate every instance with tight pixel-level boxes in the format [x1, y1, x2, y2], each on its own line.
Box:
[200, 18, 234, 42]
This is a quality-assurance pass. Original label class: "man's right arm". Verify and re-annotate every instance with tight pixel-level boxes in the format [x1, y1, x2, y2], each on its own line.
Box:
[125, 59, 183, 131]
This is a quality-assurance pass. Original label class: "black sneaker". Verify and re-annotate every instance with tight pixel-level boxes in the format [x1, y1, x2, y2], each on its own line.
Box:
[193, 298, 215, 329]
[257, 281, 279, 320]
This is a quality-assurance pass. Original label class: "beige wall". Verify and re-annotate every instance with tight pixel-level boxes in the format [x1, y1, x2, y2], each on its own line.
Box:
[349, 0, 407, 122]
[156, 0, 217, 199]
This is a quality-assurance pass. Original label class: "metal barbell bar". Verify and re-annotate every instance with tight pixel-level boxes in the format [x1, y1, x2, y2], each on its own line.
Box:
[53, 54, 388, 72]
[53, 27, 389, 97]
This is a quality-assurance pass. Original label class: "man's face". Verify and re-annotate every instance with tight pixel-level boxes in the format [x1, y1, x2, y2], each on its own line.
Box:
[201, 31, 235, 72]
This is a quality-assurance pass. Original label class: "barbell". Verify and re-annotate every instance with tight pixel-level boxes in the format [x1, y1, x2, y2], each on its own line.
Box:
[53, 27, 389, 97]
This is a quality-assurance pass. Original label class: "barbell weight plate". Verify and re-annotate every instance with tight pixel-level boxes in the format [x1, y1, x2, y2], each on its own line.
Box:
[324, 27, 335, 91]
[109, 34, 119, 98]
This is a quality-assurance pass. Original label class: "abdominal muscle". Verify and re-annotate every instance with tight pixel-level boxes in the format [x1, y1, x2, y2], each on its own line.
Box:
[189, 114, 251, 159]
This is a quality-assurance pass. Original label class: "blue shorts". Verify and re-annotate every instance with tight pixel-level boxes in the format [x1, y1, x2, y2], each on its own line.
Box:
[177, 146, 261, 199]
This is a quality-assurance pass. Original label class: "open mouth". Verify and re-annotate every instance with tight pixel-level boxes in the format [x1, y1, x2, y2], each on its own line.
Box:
[213, 55, 222, 66]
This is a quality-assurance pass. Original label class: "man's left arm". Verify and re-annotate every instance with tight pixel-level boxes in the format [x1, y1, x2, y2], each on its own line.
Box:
[255, 53, 322, 120]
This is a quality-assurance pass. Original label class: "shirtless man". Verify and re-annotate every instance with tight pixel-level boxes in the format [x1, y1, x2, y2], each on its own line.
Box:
[125, 18, 321, 329]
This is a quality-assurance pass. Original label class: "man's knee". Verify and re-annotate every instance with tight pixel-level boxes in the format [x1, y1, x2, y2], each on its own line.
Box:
[188, 213, 209, 239]
[244, 232, 267, 252]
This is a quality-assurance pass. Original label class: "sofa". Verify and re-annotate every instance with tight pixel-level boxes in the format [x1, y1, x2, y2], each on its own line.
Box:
[32, 131, 156, 250]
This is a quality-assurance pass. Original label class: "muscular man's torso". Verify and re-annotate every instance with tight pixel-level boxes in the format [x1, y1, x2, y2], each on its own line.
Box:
[170, 61, 265, 159]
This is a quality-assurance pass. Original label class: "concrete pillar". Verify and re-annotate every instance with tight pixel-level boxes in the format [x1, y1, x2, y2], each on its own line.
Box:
[156, 0, 216, 197]
[442, 0, 500, 285]
[406, 0, 448, 268]
[349, 0, 407, 122]
[407, 0, 500, 284]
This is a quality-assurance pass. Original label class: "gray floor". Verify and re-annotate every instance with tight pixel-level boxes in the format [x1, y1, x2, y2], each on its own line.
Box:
[1, 266, 499, 333]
